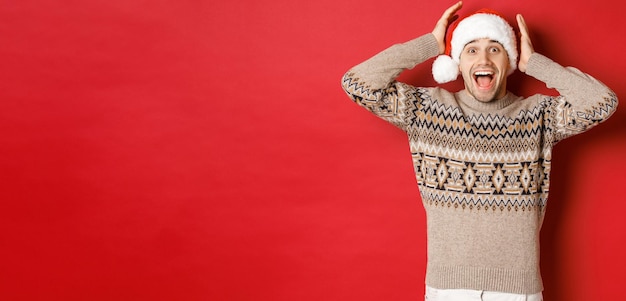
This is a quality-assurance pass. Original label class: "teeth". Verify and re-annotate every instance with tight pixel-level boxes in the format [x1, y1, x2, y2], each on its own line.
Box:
[474, 71, 493, 76]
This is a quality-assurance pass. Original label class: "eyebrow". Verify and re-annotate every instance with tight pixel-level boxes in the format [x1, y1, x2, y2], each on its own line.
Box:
[466, 39, 501, 45]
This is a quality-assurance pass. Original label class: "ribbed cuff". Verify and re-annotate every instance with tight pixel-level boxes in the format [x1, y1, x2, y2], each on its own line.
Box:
[425, 264, 543, 294]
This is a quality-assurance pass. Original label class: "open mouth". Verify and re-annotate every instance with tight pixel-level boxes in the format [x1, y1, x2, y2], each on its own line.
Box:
[473, 71, 494, 89]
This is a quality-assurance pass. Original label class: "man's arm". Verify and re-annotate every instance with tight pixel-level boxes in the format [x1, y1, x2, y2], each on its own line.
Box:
[517, 14, 618, 140]
[340, 34, 439, 130]
[527, 54, 618, 139]
[340, 2, 462, 129]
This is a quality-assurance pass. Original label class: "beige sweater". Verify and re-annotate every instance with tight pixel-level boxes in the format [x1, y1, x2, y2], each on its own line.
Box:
[341, 34, 617, 294]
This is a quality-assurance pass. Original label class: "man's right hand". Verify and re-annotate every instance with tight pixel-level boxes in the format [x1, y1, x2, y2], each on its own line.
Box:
[432, 1, 463, 54]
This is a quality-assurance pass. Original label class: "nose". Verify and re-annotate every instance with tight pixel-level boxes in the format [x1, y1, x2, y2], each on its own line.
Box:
[476, 51, 490, 65]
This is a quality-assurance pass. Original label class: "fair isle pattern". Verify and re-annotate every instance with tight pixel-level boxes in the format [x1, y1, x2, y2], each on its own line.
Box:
[341, 35, 618, 293]
[342, 73, 617, 213]
[407, 87, 551, 212]
[341, 73, 409, 128]
[423, 190, 548, 212]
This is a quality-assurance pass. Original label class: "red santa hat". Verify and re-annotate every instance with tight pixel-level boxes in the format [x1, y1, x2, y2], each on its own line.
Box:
[432, 9, 518, 84]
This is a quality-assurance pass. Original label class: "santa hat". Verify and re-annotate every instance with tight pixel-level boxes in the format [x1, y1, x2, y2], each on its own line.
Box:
[432, 9, 518, 84]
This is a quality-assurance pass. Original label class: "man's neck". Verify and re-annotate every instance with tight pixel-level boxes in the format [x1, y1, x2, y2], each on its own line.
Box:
[457, 90, 517, 112]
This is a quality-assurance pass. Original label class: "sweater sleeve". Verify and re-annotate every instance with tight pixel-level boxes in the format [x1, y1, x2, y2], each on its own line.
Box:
[340, 34, 440, 130]
[525, 53, 618, 143]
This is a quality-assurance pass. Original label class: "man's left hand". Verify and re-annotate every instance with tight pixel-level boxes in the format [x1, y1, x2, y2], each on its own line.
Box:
[516, 14, 534, 73]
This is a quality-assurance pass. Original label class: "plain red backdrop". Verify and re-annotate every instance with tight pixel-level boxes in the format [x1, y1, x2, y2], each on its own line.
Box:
[1, 0, 625, 300]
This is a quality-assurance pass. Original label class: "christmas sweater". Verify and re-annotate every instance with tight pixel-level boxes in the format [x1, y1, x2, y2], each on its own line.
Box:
[341, 33, 618, 294]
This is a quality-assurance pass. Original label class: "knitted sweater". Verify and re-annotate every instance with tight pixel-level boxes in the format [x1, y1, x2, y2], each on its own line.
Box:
[341, 33, 618, 294]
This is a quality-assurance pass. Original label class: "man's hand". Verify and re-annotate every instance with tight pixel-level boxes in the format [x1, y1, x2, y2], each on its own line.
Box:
[432, 1, 463, 54]
[516, 14, 534, 73]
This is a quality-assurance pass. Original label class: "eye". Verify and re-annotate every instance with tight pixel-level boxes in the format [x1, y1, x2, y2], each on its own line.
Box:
[489, 47, 500, 53]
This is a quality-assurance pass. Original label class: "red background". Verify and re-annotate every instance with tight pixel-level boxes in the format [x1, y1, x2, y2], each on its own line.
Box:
[1, 0, 625, 300]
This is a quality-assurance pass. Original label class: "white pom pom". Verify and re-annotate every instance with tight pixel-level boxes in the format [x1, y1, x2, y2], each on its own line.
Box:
[432, 55, 459, 84]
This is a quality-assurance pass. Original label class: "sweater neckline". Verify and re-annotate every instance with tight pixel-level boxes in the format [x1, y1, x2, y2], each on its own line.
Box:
[455, 90, 517, 111]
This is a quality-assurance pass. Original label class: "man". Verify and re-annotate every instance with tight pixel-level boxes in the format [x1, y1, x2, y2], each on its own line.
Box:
[341, 1, 617, 300]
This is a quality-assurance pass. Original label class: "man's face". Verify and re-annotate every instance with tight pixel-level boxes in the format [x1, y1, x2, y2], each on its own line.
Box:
[458, 38, 511, 102]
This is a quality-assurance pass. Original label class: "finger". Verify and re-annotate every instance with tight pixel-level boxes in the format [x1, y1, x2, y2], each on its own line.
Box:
[443, 1, 463, 21]
[516, 14, 529, 38]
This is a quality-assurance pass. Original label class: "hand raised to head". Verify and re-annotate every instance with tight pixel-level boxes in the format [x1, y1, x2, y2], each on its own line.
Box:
[516, 14, 535, 73]
[432, 1, 463, 54]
